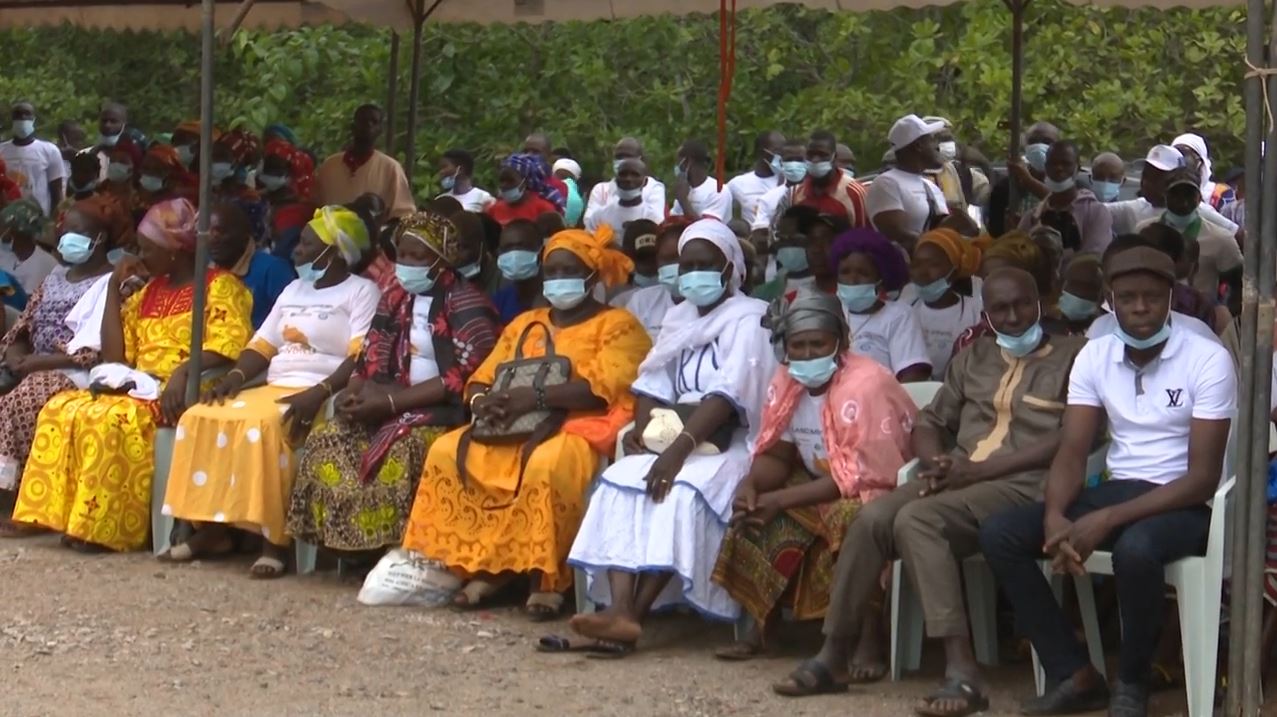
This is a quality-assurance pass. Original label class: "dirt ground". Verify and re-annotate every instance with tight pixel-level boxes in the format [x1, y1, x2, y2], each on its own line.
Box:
[0, 536, 1211, 717]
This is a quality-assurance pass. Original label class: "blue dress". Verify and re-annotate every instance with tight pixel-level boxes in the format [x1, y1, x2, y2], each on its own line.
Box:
[241, 251, 296, 329]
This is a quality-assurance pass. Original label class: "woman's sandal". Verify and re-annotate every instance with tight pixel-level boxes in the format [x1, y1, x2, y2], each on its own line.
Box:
[525, 592, 565, 622]
[536, 634, 635, 658]
[0, 520, 43, 538]
[249, 555, 287, 579]
[713, 640, 766, 661]
[159, 536, 235, 563]
[914, 678, 990, 717]
[452, 578, 507, 609]
[771, 659, 850, 698]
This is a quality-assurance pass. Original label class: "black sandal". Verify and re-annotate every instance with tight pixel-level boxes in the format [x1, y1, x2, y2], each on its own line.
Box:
[848, 662, 888, 684]
[536, 635, 634, 658]
[915, 678, 990, 717]
[771, 659, 850, 698]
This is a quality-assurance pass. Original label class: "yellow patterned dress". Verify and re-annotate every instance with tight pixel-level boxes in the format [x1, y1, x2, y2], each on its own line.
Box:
[11, 270, 252, 551]
[401, 307, 650, 593]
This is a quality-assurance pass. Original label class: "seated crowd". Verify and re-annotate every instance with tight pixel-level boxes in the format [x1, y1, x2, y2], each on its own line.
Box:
[0, 100, 1259, 717]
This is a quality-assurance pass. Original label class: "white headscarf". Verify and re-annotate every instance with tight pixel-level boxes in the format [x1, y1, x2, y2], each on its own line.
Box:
[1172, 133, 1215, 201]
[677, 218, 746, 291]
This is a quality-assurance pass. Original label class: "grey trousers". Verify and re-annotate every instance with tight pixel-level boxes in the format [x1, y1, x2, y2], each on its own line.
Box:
[822, 473, 1041, 639]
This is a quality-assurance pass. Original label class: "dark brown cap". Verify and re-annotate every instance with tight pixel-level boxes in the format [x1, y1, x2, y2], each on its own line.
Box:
[1104, 245, 1176, 283]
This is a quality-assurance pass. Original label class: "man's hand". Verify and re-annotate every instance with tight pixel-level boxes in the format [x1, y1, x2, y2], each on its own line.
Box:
[918, 455, 982, 495]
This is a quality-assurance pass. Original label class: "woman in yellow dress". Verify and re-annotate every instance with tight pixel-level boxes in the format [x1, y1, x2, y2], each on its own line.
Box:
[11, 198, 252, 552]
[401, 225, 651, 620]
[161, 206, 379, 577]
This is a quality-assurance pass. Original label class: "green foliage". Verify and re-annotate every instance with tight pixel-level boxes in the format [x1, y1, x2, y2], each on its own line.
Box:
[0, 0, 1246, 194]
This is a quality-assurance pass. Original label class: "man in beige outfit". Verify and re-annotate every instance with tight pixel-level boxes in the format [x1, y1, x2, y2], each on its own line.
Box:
[315, 104, 415, 220]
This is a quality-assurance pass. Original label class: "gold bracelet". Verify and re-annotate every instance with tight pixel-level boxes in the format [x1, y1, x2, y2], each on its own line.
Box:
[387, 393, 398, 413]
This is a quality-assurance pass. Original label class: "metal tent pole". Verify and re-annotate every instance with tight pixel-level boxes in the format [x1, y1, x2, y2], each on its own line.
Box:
[385, 30, 400, 155]
[185, 0, 215, 405]
[1003, 0, 1028, 215]
[402, 0, 426, 184]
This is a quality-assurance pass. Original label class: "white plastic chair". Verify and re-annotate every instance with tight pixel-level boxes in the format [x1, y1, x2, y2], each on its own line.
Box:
[571, 423, 628, 614]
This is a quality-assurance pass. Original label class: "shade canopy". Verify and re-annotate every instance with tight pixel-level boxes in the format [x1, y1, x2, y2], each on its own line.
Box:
[0, 0, 1245, 32]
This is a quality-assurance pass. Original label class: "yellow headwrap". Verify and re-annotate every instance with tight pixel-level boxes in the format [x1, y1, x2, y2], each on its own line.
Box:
[918, 228, 982, 279]
[308, 206, 371, 264]
[983, 230, 1043, 272]
[542, 224, 634, 289]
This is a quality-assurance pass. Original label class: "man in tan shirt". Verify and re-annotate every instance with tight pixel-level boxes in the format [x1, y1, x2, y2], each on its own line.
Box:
[314, 104, 415, 219]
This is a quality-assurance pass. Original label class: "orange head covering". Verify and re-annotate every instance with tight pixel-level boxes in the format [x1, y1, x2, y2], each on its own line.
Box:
[138, 198, 198, 253]
[918, 228, 981, 279]
[144, 143, 186, 176]
[542, 224, 633, 289]
[68, 193, 135, 249]
[175, 120, 223, 141]
[983, 230, 1043, 271]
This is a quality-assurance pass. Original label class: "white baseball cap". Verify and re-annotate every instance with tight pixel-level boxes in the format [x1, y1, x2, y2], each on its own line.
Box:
[1140, 144, 1185, 172]
[888, 114, 947, 151]
[552, 158, 582, 179]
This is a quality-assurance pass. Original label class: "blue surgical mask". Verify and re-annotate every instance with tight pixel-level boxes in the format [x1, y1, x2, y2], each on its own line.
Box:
[617, 185, 642, 202]
[806, 160, 834, 179]
[57, 231, 98, 265]
[678, 269, 727, 307]
[457, 261, 482, 279]
[787, 352, 839, 389]
[673, 162, 688, 180]
[543, 277, 590, 310]
[296, 247, 332, 285]
[1044, 175, 1075, 194]
[1092, 179, 1121, 202]
[176, 144, 195, 168]
[777, 246, 809, 274]
[107, 248, 127, 265]
[211, 162, 235, 182]
[837, 282, 880, 313]
[1162, 209, 1198, 232]
[500, 184, 525, 203]
[781, 161, 808, 184]
[259, 174, 288, 192]
[1116, 314, 1172, 350]
[914, 274, 952, 303]
[440, 172, 457, 191]
[612, 159, 624, 176]
[12, 120, 34, 140]
[395, 262, 438, 294]
[99, 131, 122, 148]
[1025, 143, 1050, 173]
[993, 310, 1044, 357]
[1057, 291, 1099, 321]
[139, 174, 165, 193]
[70, 177, 99, 195]
[633, 272, 659, 288]
[497, 249, 539, 281]
[657, 263, 681, 296]
[768, 152, 783, 176]
[107, 162, 132, 182]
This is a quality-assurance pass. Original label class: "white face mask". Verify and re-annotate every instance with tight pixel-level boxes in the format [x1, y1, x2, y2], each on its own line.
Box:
[938, 140, 958, 161]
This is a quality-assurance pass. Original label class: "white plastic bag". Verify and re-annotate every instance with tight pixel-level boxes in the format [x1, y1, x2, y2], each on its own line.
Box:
[357, 548, 461, 607]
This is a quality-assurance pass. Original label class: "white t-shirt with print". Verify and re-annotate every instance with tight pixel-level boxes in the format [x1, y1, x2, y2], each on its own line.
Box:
[0, 139, 66, 215]
[670, 177, 733, 221]
[611, 284, 674, 342]
[910, 294, 983, 380]
[586, 199, 664, 238]
[727, 171, 783, 224]
[865, 169, 949, 238]
[1068, 321, 1236, 485]
[584, 178, 667, 230]
[780, 391, 830, 478]
[0, 246, 58, 295]
[254, 275, 381, 388]
[846, 300, 931, 377]
[409, 296, 441, 384]
[437, 186, 495, 213]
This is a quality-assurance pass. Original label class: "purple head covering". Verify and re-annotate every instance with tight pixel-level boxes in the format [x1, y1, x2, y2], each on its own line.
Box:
[829, 227, 910, 292]
[502, 152, 565, 211]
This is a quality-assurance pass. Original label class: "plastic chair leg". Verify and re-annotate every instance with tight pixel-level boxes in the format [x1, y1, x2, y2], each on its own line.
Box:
[734, 614, 755, 643]
[963, 558, 1000, 667]
[573, 567, 594, 614]
[890, 561, 925, 680]
[1032, 565, 1066, 697]
[1072, 573, 1106, 678]
[295, 540, 318, 575]
[151, 428, 176, 557]
[1175, 565, 1220, 717]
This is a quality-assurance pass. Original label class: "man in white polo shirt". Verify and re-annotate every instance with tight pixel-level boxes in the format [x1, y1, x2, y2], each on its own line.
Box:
[981, 245, 1235, 717]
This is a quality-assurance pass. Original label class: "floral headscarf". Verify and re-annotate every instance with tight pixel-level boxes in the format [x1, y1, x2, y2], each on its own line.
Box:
[144, 143, 186, 177]
[502, 153, 565, 211]
[0, 198, 46, 238]
[307, 205, 370, 264]
[396, 210, 463, 267]
[264, 137, 315, 200]
[219, 127, 262, 169]
[139, 198, 198, 252]
[69, 193, 134, 248]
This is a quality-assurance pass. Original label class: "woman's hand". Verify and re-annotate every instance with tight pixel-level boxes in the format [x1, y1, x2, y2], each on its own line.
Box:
[201, 369, 246, 405]
[643, 439, 692, 504]
[480, 387, 537, 427]
[159, 367, 189, 425]
[621, 427, 647, 457]
[277, 386, 329, 444]
[729, 479, 758, 525]
[110, 254, 148, 288]
[340, 386, 395, 425]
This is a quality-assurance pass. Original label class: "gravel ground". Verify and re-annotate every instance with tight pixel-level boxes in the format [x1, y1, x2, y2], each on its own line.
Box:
[1, 536, 1204, 716]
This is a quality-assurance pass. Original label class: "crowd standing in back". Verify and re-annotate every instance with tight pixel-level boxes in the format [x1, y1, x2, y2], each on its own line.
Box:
[0, 97, 1263, 717]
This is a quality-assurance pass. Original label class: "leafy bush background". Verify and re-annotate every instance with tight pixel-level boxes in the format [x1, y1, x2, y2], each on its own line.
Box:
[0, 0, 1245, 192]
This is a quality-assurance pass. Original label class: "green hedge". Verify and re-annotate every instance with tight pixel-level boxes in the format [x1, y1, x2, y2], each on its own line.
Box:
[0, 0, 1245, 193]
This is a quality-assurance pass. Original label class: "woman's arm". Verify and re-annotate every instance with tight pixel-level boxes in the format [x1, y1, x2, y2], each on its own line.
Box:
[99, 273, 128, 365]
[644, 394, 737, 502]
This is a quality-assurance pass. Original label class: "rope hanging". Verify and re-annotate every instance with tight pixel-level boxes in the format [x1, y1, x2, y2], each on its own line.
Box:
[1244, 57, 1277, 134]
[716, 0, 737, 190]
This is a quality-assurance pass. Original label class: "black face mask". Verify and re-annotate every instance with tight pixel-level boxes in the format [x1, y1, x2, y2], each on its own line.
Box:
[1040, 208, 1081, 252]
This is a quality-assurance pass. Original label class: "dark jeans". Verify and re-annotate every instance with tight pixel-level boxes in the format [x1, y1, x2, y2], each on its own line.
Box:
[979, 480, 1210, 686]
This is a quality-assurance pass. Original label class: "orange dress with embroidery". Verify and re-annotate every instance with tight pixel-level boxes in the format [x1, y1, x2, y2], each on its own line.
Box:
[401, 307, 650, 592]
[12, 271, 251, 551]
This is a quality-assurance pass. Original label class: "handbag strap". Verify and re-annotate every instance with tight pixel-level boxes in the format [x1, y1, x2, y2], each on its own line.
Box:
[454, 411, 567, 511]
[513, 320, 556, 360]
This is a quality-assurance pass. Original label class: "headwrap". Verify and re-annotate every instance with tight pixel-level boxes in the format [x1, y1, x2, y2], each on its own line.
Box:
[502, 153, 565, 211]
[551, 158, 582, 179]
[543, 225, 634, 289]
[395, 210, 463, 267]
[264, 137, 316, 200]
[219, 127, 262, 168]
[68, 193, 134, 248]
[144, 143, 186, 176]
[678, 218, 747, 291]
[918, 227, 981, 278]
[828, 227, 910, 292]
[106, 142, 142, 172]
[138, 198, 198, 253]
[983, 230, 1043, 271]
[1172, 132, 1214, 197]
[308, 205, 370, 264]
[0, 198, 46, 238]
[1028, 225, 1065, 272]
[263, 123, 300, 147]
[765, 292, 849, 363]
[175, 120, 224, 142]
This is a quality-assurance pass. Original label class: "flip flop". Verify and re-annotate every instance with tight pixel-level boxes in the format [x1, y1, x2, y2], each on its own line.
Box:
[714, 640, 766, 661]
[525, 592, 565, 622]
[158, 536, 234, 563]
[536, 634, 634, 657]
[249, 555, 286, 579]
[914, 677, 990, 717]
[771, 659, 850, 698]
[0, 519, 43, 538]
[452, 578, 507, 610]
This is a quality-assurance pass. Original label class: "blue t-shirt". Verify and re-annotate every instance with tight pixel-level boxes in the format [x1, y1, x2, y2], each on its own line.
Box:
[492, 284, 533, 325]
[242, 251, 296, 329]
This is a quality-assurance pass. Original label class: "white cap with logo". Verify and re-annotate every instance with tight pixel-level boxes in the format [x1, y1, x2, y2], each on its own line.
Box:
[888, 114, 948, 151]
[1140, 145, 1185, 172]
